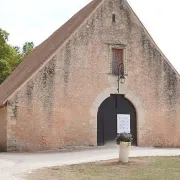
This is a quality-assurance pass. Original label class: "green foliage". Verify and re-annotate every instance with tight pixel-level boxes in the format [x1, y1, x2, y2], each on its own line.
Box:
[0, 28, 34, 84]
[0, 59, 11, 83]
[116, 133, 133, 144]
[23, 42, 34, 55]
[0, 28, 9, 43]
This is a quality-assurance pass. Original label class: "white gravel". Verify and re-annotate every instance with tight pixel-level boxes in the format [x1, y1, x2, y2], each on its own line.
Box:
[0, 146, 180, 180]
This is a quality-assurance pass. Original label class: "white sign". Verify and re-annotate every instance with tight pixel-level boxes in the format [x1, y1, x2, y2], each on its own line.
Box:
[117, 114, 130, 133]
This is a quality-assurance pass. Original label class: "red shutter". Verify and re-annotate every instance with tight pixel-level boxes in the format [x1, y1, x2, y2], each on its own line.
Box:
[112, 49, 123, 75]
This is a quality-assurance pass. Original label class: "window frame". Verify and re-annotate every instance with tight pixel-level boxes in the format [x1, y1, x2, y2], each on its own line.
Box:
[111, 48, 123, 75]
[109, 44, 128, 76]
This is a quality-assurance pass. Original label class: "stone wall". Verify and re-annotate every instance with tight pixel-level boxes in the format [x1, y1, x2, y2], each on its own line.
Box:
[0, 107, 7, 151]
[6, 0, 180, 151]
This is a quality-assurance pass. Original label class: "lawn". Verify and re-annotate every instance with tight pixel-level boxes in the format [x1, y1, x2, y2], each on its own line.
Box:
[27, 156, 180, 180]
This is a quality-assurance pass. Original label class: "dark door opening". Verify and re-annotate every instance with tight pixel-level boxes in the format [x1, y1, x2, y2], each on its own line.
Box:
[97, 94, 137, 146]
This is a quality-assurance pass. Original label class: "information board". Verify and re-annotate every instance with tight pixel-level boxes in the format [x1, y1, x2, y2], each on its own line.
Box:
[117, 114, 130, 133]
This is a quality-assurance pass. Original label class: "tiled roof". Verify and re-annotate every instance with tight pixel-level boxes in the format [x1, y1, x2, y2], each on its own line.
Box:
[0, 0, 103, 106]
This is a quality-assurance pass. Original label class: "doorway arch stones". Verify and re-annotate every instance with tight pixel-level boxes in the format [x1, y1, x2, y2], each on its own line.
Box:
[90, 86, 145, 146]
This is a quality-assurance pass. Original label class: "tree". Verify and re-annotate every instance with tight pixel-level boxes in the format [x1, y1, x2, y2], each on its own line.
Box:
[0, 28, 34, 84]
[0, 28, 12, 83]
[0, 28, 8, 43]
[22, 42, 34, 55]
[0, 59, 11, 83]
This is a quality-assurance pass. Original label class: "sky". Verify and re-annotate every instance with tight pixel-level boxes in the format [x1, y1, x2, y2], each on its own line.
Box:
[1, 0, 180, 73]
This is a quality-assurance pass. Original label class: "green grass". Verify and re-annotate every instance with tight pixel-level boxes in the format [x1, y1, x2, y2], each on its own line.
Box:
[27, 156, 180, 180]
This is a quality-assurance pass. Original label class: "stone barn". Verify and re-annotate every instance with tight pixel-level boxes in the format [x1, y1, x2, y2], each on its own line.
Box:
[0, 0, 180, 152]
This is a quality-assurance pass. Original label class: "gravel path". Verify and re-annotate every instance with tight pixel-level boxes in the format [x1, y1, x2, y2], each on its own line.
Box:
[0, 146, 180, 180]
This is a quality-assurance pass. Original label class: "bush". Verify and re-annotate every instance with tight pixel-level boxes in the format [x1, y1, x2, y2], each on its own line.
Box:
[115, 133, 133, 144]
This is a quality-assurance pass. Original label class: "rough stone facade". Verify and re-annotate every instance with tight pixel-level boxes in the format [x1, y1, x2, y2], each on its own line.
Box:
[0, 107, 7, 151]
[1, 0, 180, 151]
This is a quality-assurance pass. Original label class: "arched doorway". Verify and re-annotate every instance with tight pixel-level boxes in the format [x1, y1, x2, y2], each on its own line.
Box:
[97, 94, 137, 146]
